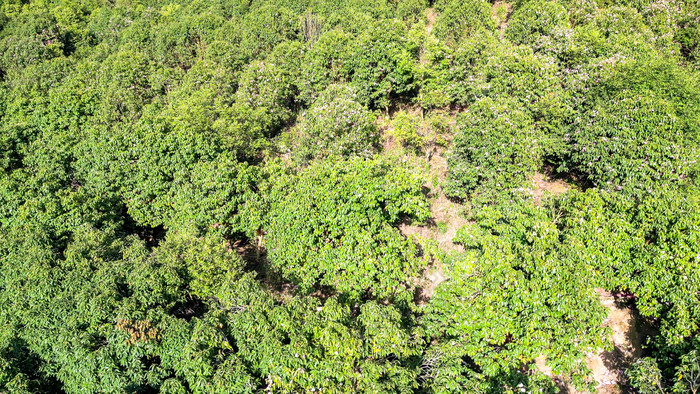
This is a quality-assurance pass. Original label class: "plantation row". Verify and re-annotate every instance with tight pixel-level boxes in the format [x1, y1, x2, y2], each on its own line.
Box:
[0, 0, 699, 392]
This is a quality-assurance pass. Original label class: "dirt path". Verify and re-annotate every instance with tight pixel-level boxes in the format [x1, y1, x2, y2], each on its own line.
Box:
[419, 8, 438, 66]
[398, 149, 468, 255]
[535, 290, 647, 393]
[379, 109, 469, 300]
[425, 7, 437, 36]
[529, 172, 570, 204]
[584, 290, 647, 394]
[396, 141, 469, 299]
[492, 1, 513, 39]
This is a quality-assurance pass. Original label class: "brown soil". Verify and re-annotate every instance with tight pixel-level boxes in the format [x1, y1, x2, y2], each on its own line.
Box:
[380, 111, 469, 300]
[419, 8, 438, 66]
[398, 146, 468, 255]
[396, 140, 469, 300]
[584, 290, 647, 394]
[425, 8, 437, 36]
[535, 290, 649, 394]
[529, 172, 571, 204]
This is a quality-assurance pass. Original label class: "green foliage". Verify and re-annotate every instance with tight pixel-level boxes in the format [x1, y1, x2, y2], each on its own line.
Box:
[417, 31, 499, 108]
[506, 0, 571, 46]
[564, 91, 695, 192]
[556, 188, 700, 368]
[433, 0, 496, 45]
[422, 200, 608, 391]
[2, 0, 700, 391]
[561, 60, 700, 193]
[629, 350, 700, 393]
[298, 29, 353, 104]
[390, 110, 424, 149]
[265, 158, 429, 300]
[237, 4, 300, 61]
[285, 85, 378, 165]
[446, 97, 542, 201]
[343, 19, 419, 109]
[233, 60, 296, 135]
[397, 0, 429, 23]
[628, 357, 665, 394]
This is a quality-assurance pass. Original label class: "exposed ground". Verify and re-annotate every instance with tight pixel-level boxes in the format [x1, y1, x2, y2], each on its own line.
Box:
[585, 290, 649, 394]
[535, 290, 651, 393]
[492, 1, 513, 39]
[379, 109, 469, 300]
[399, 144, 468, 300]
[425, 7, 437, 36]
[397, 141, 468, 254]
[529, 172, 571, 204]
[419, 8, 437, 66]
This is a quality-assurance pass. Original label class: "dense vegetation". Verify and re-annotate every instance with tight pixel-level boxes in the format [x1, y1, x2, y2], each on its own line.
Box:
[0, 0, 699, 392]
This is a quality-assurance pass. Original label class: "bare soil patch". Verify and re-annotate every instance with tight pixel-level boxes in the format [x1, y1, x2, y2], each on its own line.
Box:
[530, 172, 571, 204]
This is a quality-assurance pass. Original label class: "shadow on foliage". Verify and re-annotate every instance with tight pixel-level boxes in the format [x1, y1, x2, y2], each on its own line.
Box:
[1, 338, 64, 393]
[170, 294, 208, 322]
[121, 208, 166, 248]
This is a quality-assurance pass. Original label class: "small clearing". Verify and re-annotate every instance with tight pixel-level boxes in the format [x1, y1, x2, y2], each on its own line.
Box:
[529, 172, 571, 204]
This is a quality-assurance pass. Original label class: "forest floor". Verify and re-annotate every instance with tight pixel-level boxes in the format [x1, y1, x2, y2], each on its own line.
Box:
[398, 143, 468, 300]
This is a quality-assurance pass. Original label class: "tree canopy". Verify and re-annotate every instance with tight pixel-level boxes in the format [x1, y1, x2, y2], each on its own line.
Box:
[1, 0, 700, 392]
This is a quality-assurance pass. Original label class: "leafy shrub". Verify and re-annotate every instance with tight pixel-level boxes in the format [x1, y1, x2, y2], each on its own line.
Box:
[0, 11, 67, 75]
[237, 5, 300, 61]
[231, 60, 296, 135]
[563, 91, 698, 193]
[558, 188, 700, 347]
[628, 357, 665, 394]
[287, 85, 378, 165]
[446, 97, 542, 201]
[506, 0, 571, 46]
[298, 29, 353, 104]
[265, 158, 429, 300]
[417, 31, 499, 108]
[390, 110, 424, 149]
[483, 46, 567, 118]
[343, 19, 419, 109]
[0, 225, 250, 393]
[433, 0, 496, 45]
[422, 200, 608, 391]
[397, 0, 429, 23]
[677, 4, 700, 66]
